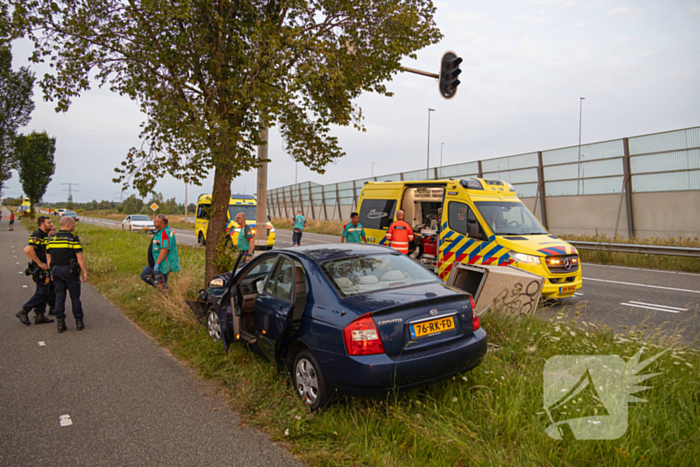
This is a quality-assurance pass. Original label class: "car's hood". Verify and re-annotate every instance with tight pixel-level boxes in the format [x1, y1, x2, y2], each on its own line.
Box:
[340, 281, 465, 317]
[496, 234, 578, 257]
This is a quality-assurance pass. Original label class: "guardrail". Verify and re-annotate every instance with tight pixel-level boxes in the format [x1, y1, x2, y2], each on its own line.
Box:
[568, 241, 700, 258]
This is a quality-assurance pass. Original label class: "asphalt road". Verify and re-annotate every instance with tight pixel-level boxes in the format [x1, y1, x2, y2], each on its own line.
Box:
[0, 208, 300, 466]
[72, 213, 700, 343]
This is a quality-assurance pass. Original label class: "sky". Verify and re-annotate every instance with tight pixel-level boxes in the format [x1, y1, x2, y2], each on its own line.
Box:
[5, 0, 700, 204]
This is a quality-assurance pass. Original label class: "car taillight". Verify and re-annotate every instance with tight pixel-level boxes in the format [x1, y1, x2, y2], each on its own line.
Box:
[343, 313, 385, 356]
[470, 296, 480, 331]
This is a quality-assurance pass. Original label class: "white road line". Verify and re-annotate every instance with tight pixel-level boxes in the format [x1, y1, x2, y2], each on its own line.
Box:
[583, 277, 700, 294]
[583, 262, 700, 277]
[620, 303, 682, 313]
[574, 293, 584, 296]
[627, 301, 688, 312]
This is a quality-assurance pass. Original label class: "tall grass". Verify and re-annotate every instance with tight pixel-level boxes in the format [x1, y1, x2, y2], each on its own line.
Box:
[30, 219, 700, 466]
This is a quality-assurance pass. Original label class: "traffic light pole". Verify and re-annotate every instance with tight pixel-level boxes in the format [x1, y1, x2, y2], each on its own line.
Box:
[401, 66, 439, 79]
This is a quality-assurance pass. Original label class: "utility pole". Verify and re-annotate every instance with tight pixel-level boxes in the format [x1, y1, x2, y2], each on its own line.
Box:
[577, 97, 585, 195]
[255, 115, 269, 255]
[427, 108, 435, 178]
[440, 142, 444, 167]
[371, 162, 374, 178]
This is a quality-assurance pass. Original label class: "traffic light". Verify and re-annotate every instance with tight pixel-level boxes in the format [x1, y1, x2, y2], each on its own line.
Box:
[439, 51, 462, 100]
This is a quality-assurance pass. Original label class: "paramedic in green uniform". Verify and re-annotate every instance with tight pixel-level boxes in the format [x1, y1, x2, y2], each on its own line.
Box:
[341, 212, 367, 243]
[235, 212, 255, 264]
[141, 214, 180, 288]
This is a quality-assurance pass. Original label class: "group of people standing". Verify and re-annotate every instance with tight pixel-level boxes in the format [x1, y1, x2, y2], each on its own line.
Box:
[291, 208, 414, 256]
[15, 215, 87, 333]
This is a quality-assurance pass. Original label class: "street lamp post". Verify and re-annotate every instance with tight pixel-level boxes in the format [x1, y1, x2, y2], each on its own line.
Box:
[440, 142, 444, 167]
[371, 162, 374, 178]
[427, 108, 435, 178]
[577, 97, 585, 195]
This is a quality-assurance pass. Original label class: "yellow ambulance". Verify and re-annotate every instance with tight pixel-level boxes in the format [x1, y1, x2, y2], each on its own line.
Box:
[357, 178, 582, 299]
[195, 194, 276, 249]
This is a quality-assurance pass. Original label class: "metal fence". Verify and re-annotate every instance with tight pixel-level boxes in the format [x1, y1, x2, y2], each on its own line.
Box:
[267, 126, 700, 236]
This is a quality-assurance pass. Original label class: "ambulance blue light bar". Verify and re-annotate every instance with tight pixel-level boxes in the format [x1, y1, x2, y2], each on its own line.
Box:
[460, 179, 483, 190]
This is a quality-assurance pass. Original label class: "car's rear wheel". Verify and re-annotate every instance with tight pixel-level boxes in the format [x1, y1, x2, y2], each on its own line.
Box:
[293, 349, 328, 411]
[206, 309, 221, 342]
[198, 232, 206, 246]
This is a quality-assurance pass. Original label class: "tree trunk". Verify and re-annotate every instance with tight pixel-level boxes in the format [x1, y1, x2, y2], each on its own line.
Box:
[204, 164, 233, 283]
[29, 200, 35, 218]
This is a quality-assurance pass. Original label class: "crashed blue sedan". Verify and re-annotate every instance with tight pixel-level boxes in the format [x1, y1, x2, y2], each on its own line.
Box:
[212, 243, 487, 410]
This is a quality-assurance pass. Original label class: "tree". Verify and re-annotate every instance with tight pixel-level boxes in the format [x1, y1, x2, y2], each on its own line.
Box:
[14, 0, 441, 281]
[0, 3, 35, 195]
[15, 131, 56, 216]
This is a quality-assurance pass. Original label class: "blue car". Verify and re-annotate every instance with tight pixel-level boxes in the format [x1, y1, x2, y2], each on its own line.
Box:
[214, 243, 487, 410]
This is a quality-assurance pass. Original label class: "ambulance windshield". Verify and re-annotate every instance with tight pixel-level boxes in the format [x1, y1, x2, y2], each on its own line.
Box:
[474, 201, 548, 236]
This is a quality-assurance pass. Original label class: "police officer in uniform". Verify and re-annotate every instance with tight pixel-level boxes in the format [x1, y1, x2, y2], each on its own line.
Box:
[46, 216, 88, 333]
[16, 216, 55, 325]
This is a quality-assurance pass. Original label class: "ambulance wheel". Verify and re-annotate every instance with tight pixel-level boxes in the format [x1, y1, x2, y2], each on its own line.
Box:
[198, 232, 206, 246]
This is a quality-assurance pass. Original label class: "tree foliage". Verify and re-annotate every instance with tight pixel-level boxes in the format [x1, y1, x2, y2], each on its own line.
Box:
[15, 131, 56, 216]
[13, 0, 442, 280]
[0, 4, 35, 195]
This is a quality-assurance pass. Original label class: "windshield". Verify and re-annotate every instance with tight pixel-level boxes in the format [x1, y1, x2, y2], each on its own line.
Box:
[322, 253, 439, 296]
[228, 205, 257, 222]
[65, 211, 77, 216]
[474, 201, 548, 235]
[131, 215, 151, 221]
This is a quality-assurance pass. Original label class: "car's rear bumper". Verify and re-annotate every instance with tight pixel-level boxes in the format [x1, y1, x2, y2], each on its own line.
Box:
[319, 328, 487, 396]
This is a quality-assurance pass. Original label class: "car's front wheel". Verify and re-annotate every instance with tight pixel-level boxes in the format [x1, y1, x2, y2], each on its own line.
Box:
[206, 309, 221, 342]
[293, 349, 328, 411]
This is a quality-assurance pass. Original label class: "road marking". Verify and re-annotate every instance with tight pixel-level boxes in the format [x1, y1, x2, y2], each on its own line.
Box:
[583, 277, 700, 294]
[583, 262, 700, 277]
[22, 285, 27, 288]
[59, 415, 72, 427]
[574, 293, 584, 296]
[38, 341, 46, 346]
[627, 301, 688, 312]
[620, 302, 685, 313]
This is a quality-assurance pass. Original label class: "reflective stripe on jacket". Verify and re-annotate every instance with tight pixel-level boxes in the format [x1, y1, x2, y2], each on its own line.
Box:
[386, 220, 414, 254]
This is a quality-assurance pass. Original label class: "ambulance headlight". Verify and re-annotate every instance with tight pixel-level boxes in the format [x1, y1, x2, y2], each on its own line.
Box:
[511, 253, 541, 264]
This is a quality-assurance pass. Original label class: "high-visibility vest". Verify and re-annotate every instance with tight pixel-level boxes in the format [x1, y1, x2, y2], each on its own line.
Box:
[386, 220, 414, 254]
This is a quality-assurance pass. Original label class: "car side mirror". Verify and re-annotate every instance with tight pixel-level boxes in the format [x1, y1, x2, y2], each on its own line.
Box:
[468, 220, 482, 240]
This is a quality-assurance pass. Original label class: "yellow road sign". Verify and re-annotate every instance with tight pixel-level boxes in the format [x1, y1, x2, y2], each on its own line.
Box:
[150, 203, 159, 211]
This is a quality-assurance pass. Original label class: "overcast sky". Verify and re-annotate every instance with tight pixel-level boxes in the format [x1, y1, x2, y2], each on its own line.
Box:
[5, 0, 700, 204]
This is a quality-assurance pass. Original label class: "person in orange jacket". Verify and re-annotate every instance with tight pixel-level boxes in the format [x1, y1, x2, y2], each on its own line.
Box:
[385, 210, 414, 255]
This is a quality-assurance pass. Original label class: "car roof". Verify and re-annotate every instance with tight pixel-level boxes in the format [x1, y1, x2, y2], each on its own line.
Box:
[277, 243, 397, 264]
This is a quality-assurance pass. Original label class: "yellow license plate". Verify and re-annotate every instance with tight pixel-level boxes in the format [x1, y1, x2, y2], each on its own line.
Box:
[410, 316, 455, 339]
[559, 285, 576, 294]
[143, 227, 150, 230]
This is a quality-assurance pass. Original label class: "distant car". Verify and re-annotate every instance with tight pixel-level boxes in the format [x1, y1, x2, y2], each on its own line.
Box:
[62, 211, 80, 222]
[197, 244, 487, 411]
[55, 208, 67, 216]
[122, 214, 155, 233]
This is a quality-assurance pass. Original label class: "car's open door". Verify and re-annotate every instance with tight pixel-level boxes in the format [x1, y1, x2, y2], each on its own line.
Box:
[219, 252, 245, 352]
[254, 254, 296, 362]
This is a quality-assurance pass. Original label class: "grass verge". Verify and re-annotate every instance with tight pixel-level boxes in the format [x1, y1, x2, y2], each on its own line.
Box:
[24, 217, 700, 466]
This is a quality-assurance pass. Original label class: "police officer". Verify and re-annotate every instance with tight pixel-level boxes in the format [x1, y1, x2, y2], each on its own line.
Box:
[16, 216, 55, 325]
[46, 216, 87, 333]
[385, 209, 414, 255]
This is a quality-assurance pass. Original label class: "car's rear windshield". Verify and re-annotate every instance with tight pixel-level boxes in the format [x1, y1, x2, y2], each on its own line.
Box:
[131, 215, 151, 221]
[322, 253, 439, 296]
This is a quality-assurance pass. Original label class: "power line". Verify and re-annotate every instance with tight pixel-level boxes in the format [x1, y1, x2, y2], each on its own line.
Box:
[61, 183, 80, 202]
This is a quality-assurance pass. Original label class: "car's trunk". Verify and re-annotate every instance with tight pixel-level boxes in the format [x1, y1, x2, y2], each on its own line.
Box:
[342, 283, 475, 358]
